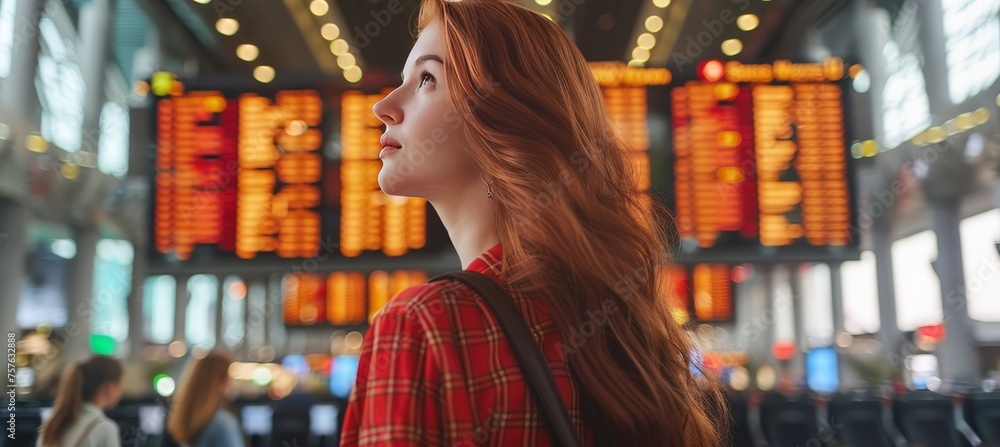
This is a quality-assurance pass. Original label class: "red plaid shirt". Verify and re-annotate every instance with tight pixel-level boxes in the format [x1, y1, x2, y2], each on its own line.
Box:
[341, 243, 595, 446]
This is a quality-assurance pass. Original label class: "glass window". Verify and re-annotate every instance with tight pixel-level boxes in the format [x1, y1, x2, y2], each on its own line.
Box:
[961, 209, 1000, 322]
[941, 0, 1000, 104]
[186, 274, 218, 348]
[222, 275, 246, 350]
[800, 263, 833, 346]
[91, 240, 134, 353]
[0, 0, 16, 78]
[143, 276, 175, 344]
[841, 251, 881, 335]
[35, 17, 84, 152]
[892, 230, 942, 331]
[771, 266, 796, 346]
[98, 101, 129, 178]
[17, 241, 70, 329]
[881, 40, 932, 150]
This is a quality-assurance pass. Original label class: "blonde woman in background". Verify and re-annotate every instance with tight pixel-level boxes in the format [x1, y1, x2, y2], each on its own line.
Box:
[37, 356, 124, 447]
[167, 351, 244, 447]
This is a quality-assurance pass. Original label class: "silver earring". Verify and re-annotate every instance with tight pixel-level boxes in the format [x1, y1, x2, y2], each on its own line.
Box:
[481, 172, 494, 200]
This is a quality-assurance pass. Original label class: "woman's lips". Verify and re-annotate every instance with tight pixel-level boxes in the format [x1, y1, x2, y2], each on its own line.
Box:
[379, 145, 401, 158]
[379, 134, 402, 158]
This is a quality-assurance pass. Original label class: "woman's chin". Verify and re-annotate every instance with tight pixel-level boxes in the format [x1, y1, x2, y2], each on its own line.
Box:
[377, 168, 409, 196]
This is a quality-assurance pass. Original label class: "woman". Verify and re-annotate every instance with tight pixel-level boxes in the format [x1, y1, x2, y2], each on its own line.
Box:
[37, 356, 123, 447]
[342, 0, 726, 445]
[166, 351, 243, 447]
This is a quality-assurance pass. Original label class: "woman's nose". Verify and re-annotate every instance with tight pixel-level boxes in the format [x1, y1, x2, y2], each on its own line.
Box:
[373, 95, 402, 125]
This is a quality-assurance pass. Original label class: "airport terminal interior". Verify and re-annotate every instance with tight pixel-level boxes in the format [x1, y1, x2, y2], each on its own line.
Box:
[1, 0, 999, 445]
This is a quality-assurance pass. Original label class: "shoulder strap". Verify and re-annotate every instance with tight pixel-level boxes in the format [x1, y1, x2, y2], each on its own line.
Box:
[429, 271, 582, 447]
[71, 418, 103, 447]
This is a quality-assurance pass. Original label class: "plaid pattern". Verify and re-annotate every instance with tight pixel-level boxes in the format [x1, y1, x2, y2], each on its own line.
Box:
[341, 243, 594, 446]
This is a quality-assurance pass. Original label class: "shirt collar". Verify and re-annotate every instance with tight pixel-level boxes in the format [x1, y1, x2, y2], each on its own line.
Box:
[465, 243, 503, 283]
[81, 403, 102, 414]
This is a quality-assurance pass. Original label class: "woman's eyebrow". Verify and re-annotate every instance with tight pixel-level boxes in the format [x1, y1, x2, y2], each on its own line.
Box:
[401, 54, 444, 80]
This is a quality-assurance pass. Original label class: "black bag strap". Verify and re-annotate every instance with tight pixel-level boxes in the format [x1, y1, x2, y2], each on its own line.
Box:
[429, 270, 582, 447]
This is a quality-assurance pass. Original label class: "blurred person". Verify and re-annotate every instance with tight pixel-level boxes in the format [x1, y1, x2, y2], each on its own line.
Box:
[37, 356, 124, 447]
[166, 351, 243, 447]
[343, 0, 726, 445]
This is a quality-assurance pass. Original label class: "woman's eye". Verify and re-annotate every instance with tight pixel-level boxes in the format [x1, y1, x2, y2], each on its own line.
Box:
[420, 72, 435, 87]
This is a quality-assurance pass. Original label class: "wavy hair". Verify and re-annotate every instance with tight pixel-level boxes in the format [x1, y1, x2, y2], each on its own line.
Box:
[416, 1, 726, 444]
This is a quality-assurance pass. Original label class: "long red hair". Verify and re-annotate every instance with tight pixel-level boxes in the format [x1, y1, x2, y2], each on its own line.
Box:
[417, 1, 726, 445]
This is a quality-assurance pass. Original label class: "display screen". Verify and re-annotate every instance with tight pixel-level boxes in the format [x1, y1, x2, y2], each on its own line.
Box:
[241, 405, 274, 435]
[310, 404, 339, 436]
[329, 356, 360, 399]
[282, 270, 427, 327]
[663, 264, 734, 324]
[805, 347, 839, 394]
[150, 83, 449, 266]
[138, 405, 166, 435]
[671, 58, 857, 262]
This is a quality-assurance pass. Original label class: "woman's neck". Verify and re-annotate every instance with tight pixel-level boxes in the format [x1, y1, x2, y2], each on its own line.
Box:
[429, 186, 498, 268]
[87, 397, 107, 410]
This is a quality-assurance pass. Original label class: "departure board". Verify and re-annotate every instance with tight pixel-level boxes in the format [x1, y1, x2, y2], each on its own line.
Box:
[150, 81, 448, 266]
[671, 58, 857, 262]
[590, 62, 671, 194]
[282, 270, 427, 326]
[663, 264, 734, 325]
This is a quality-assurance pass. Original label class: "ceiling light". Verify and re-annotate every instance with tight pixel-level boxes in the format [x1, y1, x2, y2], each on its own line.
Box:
[193, 0, 210, 4]
[321, 23, 340, 40]
[310, 0, 329, 16]
[216, 18, 239, 36]
[721, 38, 743, 56]
[737, 14, 759, 31]
[337, 53, 356, 69]
[637, 33, 656, 49]
[236, 44, 259, 62]
[645, 16, 663, 33]
[653, 0, 671, 8]
[632, 47, 650, 62]
[25, 133, 47, 153]
[535, 0, 552, 5]
[330, 39, 349, 56]
[344, 65, 362, 83]
[627, 60, 644, 67]
[852, 69, 870, 93]
[133, 80, 149, 97]
[253, 65, 275, 83]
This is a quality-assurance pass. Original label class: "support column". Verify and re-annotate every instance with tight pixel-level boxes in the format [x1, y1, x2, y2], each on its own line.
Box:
[78, 0, 115, 149]
[762, 265, 778, 372]
[173, 274, 189, 350]
[829, 262, 847, 391]
[931, 199, 979, 387]
[791, 266, 807, 383]
[853, 2, 891, 144]
[126, 243, 147, 358]
[246, 278, 267, 360]
[0, 198, 29, 337]
[215, 278, 225, 350]
[0, 0, 42, 113]
[871, 219, 902, 370]
[915, 0, 950, 113]
[64, 226, 98, 364]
